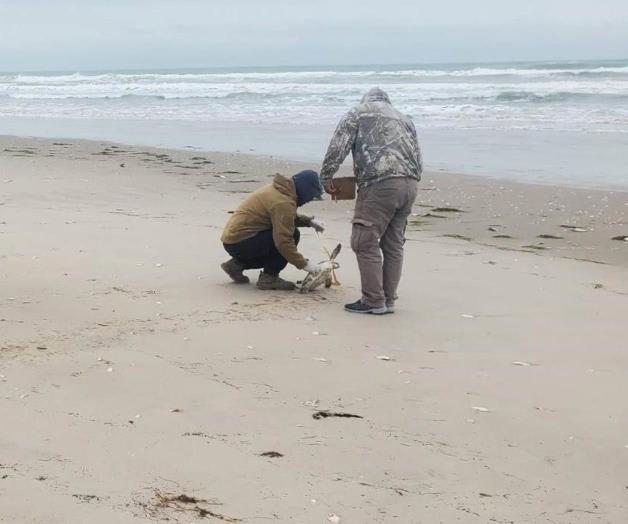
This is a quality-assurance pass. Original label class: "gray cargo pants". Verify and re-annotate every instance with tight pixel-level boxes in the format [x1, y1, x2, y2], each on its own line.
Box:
[351, 177, 418, 308]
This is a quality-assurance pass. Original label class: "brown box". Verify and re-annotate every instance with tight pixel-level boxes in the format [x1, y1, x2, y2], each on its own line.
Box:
[330, 177, 356, 201]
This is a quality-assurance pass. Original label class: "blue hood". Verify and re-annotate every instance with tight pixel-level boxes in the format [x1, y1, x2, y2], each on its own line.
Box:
[292, 170, 322, 207]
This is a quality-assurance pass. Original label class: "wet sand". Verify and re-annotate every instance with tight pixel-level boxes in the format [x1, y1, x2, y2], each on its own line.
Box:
[1, 136, 627, 523]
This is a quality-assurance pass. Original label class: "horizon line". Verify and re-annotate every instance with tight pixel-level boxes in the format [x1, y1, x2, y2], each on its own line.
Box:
[1, 57, 627, 75]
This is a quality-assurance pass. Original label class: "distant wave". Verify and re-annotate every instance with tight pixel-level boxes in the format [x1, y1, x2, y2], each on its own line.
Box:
[5, 89, 627, 105]
[1, 61, 627, 134]
[4, 64, 628, 85]
[494, 91, 628, 103]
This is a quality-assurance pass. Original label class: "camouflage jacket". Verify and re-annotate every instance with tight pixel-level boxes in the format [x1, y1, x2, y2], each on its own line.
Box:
[320, 88, 422, 189]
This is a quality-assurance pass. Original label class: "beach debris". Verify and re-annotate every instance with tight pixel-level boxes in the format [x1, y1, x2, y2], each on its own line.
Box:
[538, 234, 564, 239]
[593, 283, 604, 289]
[493, 234, 513, 239]
[522, 244, 548, 250]
[488, 226, 498, 232]
[313, 411, 363, 420]
[106, 367, 113, 373]
[312, 331, 321, 336]
[432, 207, 464, 213]
[328, 514, 341, 523]
[442, 234, 471, 241]
[305, 399, 320, 408]
[461, 314, 475, 319]
[612, 235, 628, 241]
[376, 355, 392, 361]
[479, 492, 493, 498]
[170, 408, 182, 413]
[182, 431, 211, 438]
[471, 406, 490, 413]
[561, 225, 588, 232]
[259, 451, 283, 458]
[153, 491, 240, 521]
[314, 358, 329, 363]
[512, 361, 531, 367]
[72, 494, 101, 503]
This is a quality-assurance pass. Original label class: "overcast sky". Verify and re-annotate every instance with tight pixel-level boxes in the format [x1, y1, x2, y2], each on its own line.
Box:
[1, 0, 627, 71]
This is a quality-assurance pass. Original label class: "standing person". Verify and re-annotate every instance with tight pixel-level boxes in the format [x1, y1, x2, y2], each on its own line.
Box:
[321, 88, 422, 315]
[221, 170, 325, 290]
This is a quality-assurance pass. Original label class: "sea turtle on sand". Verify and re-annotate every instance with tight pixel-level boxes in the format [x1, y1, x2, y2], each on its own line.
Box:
[299, 243, 341, 293]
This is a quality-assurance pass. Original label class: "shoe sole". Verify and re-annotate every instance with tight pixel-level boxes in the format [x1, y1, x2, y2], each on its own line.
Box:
[344, 306, 388, 315]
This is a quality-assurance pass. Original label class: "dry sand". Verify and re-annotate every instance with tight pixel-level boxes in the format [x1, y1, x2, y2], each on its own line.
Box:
[1, 136, 627, 523]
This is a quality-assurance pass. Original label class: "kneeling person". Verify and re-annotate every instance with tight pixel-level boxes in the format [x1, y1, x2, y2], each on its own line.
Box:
[221, 170, 324, 290]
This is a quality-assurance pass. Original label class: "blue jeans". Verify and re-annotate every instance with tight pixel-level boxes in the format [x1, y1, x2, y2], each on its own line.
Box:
[224, 229, 300, 276]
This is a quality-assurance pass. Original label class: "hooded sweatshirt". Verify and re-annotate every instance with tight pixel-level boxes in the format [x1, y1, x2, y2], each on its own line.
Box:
[221, 174, 315, 269]
[293, 169, 323, 206]
[320, 87, 422, 189]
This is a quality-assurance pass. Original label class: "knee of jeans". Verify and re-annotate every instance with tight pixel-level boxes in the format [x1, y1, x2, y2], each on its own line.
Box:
[380, 236, 404, 257]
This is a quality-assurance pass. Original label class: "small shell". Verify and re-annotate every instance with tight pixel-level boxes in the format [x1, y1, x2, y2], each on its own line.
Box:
[472, 406, 490, 413]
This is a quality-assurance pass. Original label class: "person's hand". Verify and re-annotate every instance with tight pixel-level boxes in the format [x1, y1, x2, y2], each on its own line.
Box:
[304, 261, 322, 274]
[324, 180, 338, 195]
[310, 219, 325, 233]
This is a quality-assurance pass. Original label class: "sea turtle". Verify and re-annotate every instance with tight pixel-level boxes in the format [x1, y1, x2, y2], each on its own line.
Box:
[299, 243, 341, 293]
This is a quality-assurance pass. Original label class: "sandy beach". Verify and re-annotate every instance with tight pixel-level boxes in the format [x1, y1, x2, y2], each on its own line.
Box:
[1, 136, 627, 523]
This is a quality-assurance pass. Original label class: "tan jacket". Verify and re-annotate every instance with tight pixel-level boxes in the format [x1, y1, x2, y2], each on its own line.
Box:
[221, 175, 311, 269]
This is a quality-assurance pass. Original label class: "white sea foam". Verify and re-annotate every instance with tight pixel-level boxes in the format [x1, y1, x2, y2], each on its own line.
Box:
[1, 61, 627, 133]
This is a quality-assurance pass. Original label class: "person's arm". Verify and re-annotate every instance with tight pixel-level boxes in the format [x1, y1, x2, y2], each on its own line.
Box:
[296, 214, 325, 233]
[269, 202, 308, 269]
[295, 214, 313, 228]
[320, 109, 359, 192]
[409, 119, 423, 178]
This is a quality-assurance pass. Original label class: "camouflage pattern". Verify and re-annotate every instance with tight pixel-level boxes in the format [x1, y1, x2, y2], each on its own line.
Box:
[320, 88, 423, 189]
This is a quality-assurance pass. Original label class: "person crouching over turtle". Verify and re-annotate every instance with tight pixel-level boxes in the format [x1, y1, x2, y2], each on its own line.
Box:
[220, 170, 325, 290]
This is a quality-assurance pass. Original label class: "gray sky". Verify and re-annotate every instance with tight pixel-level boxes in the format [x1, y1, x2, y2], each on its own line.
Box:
[1, 0, 627, 71]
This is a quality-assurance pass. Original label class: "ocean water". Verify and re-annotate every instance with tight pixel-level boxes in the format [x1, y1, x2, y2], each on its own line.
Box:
[1, 60, 627, 188]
